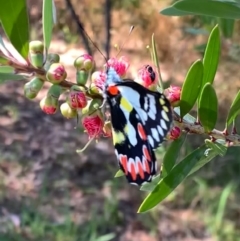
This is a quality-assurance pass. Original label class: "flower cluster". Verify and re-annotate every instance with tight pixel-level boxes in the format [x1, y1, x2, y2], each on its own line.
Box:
[22, 40, 181, 143]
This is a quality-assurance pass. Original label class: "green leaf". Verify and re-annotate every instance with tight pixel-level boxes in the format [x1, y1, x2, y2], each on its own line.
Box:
[162, 134, 186, 177]
[0, 73, 26, 84]
[138, 145, 206, 212]
[160, 0, 240, 19]
[180, 60, 203, 117]
[140, 174, 161, 192]
[0, 66, 14, 73]
[188, 148, 218, 176]
[202, 25, 220, 86]
[198, 83, 218, 132]
[218, 18, 235, 38]
[42, 0, 56, 50]
[114, 169, 124, 178]
[225, 90, 240, 127]
[205, 139, 227, 157]
[0, 0, 29, 59]
[174, 107, 196, 124]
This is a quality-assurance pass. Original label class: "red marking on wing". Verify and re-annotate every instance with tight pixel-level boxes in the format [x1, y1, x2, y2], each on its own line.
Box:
[119, 155, 128, 174]
[107, 85, 119, 95]
[137, 123, 147, 140]
[137, 161, 145, 179]
[143, 145, 151, 162]
[143, 158, 151, 174]
[130, 162, 137, 181]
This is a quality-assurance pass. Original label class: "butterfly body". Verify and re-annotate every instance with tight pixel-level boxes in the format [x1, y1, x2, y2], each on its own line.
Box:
[105, 67, 172, 185]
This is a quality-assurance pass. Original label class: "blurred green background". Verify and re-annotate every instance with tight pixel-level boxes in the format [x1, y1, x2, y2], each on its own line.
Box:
[1, 0, 240, 240]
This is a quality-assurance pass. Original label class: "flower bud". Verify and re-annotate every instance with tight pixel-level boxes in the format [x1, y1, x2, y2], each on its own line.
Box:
[29, 40, 44, 68]
[82, 114, 104, 139]
[40, 95, 58, 114]
[44, 53, 60, 71]
[68, 85, 87, 109]
[74, 54, 94, 71]
[46, 63, 67, 84]
[135, 65, 157, 89]
[89, 71, 107, 94]
[60, 102, 77, 119]
[106, 56, 129, 77]
[81, 99, 102, 116]
[76, 70, 89, 86]
[168, 126, 181, 140]
[24, 77, 44, 99]
[166, 85, 181, 107]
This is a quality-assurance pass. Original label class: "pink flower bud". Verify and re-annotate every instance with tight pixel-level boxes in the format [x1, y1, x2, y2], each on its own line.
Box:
[91, 71, 107, 93]
[74, 54, 94, 71]
[46, 63, 67, 84]
[106, 56, 129, 77]
[40, 96, 58, 114]
[82, 114, 104, 139]
[166, 85, 181, 106]
[135, 65, 157, 89]
[60, 102, 77, 119]
[169, 126, 181, 140]
[68, 88, 87, 109]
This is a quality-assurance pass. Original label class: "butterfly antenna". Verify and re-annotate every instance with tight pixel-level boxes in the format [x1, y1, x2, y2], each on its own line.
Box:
[116, 25, 135, 58]
[78, 22, 108, 62]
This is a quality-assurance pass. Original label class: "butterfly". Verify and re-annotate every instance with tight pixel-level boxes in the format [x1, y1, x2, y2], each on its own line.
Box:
[104, 67, 173, 185]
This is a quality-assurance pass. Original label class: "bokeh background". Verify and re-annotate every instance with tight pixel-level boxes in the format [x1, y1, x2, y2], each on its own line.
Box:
[1, 0, 240, 240]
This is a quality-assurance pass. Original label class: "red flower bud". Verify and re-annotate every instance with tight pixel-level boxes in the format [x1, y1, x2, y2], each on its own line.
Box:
[82, 114, 104, 139]
[40, 96, 58, 114]
[166, 85, 181, 106]
[68, 87, 87, 109]
[60, 102, 77, 119]
[74, 54, 94, 71]
[135, 65, 157, 89]
[46, 63, 67, 84]
[169, 126, 181, 140]
[106, 56, 129, 77]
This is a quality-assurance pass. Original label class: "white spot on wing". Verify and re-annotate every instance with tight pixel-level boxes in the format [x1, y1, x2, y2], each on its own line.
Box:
[160, 119, 168, 130]
[161, 110, 170, 122]
[148, 135, 154, 147]
[151, 128, 160, 142]
[157, 125, 164, 138]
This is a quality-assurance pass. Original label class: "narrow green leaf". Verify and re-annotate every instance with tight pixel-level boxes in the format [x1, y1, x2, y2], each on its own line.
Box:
[162, 134, 186, 177]
[218, 18, 235, 38]
[161, 0, 240, 19]
[114, 169, 124, 178]
[202, 25, 220, 85]
[188, 148, 218, 176]
[180, 60, 203, 117]
[0, 0, 29, 59]
[198, 83, 218, 132]
[0, 66, 14, 73]
[205, 139, 227, 157]
[225, 90, 240, 127]
[151, 34, 163, 90]
[174, 107, 196, 124]
[0, 73, 26, 84]
[140, 174, 161, 192]
[42, 0, 55, 50]
[138, 145, 206, 212]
